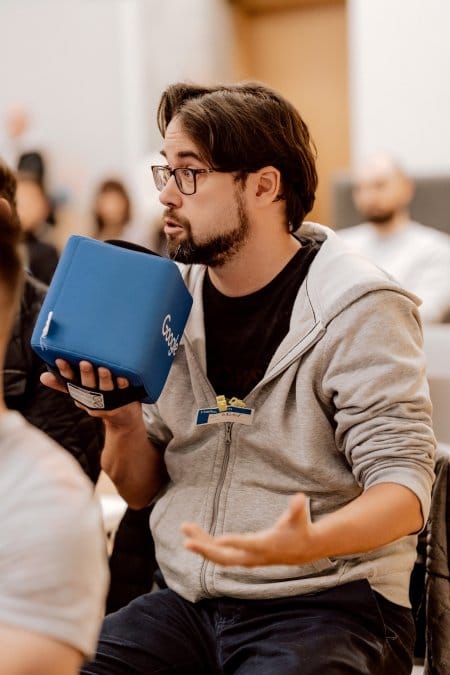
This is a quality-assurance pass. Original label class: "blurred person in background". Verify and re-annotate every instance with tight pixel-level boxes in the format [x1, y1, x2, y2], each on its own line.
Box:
[0, 182, 108, 674]
[1, 105, 37, 169]
[17, 150, 58, 226]
[0, 158, 103, 483]
[15, 171, 59, 284]
[338, 153, 450, 323]
[1, 106, 58, 223]
[92, 177, 155, 250]
[92, 178, 133, 242]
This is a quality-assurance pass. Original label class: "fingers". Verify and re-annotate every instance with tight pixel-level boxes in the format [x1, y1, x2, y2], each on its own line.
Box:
[58, 359, 128, 391]
[287, 493, 307, 524]
[187, 542, 255, 567]
[79, 361, 98, 389]
[181, 493, 310, 568]
[275, 493, 307, 529]
[40, 370, 67, 394]
[41, 358, 130, 407]
[55, 358, 76, 381]
[40, 359, 74, 393]
[182, 522, 255, 566]
[214, 530, 271, 553]
[79, 362, 129, 391]
[181, 522, 211, 541]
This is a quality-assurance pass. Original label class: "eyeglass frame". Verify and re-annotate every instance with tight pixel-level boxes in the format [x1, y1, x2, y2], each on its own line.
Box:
[151, 164, 243, 196]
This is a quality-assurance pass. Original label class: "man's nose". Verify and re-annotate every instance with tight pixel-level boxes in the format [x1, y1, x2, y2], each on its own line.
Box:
[158, 176, 182, 208]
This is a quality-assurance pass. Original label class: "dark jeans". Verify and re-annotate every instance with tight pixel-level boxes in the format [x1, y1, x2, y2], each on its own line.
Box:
[81, 579, 415, 675]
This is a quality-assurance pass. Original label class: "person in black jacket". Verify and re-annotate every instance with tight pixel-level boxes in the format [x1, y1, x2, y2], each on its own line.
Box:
[1, 157, 103, 483]
[15, 171, 59, 285]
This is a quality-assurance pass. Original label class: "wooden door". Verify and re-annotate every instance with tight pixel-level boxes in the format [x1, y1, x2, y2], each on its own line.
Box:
[230, 0, 349, 226]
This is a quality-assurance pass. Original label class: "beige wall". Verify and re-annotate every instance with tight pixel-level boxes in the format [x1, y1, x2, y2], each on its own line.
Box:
[230, 1, 349, 226]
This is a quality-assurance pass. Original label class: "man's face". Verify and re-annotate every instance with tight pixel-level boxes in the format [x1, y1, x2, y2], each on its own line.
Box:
[158, 116, 250, 267]
[352, 163, 412, 225]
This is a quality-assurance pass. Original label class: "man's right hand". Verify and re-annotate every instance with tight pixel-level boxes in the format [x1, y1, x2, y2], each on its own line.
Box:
[41, 358, 167, 507]
[40, 359, 141, 426]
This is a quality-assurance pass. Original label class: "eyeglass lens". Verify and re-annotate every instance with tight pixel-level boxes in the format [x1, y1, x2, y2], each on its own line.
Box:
[152, 167, 195, 195]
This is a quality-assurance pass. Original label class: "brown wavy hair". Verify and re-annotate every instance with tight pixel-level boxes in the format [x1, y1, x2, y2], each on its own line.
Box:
[0, 158, 23, 295]
[93, 179, 131, 236]
[157, 81, 317, 231]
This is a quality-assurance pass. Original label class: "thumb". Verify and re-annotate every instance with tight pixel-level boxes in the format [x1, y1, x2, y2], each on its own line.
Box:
[287, 493, 308, 524]
[40, 370, 68, 394]
[276, 493, 307, 528]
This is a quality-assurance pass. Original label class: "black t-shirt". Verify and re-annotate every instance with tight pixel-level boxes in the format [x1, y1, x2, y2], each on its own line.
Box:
[203, 236, 320, 401]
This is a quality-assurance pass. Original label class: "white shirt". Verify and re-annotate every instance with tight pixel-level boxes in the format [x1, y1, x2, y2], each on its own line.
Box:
[338, 221, 450, 322]
[0, 411, 109, 657]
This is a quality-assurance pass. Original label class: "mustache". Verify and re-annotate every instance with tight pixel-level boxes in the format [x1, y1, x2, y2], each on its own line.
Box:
[163, 208, 190, 228]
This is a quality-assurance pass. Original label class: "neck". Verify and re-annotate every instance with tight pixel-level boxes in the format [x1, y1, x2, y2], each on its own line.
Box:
[207, 228, 301, 297]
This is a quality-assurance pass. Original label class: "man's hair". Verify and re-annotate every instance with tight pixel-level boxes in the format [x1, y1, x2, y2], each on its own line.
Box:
[157, 82, 318, 230]
[0, 159, 24, 297]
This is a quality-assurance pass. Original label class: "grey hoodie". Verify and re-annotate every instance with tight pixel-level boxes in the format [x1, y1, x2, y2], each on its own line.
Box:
[143, 222, 435, 607]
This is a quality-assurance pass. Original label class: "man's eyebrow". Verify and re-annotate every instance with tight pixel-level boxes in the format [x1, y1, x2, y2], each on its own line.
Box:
[159, 150, 203, 162]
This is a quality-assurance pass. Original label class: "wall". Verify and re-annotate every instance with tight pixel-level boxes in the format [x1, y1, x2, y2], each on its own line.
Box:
[0, 0, 127, 226]
[229, 1, 349, 225]
[348, 0, 450, 173]
[0, 0, 235, 243]
[140, 0, 234, 152]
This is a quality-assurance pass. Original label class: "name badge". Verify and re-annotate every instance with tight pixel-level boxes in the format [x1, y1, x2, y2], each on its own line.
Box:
[196, 405, 254, 426]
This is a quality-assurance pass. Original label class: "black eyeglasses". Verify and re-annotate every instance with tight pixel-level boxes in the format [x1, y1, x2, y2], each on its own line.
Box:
[151, 165, 235, 196]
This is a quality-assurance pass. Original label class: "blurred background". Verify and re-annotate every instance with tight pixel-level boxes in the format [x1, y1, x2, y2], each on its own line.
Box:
[1, 0, 449, 248]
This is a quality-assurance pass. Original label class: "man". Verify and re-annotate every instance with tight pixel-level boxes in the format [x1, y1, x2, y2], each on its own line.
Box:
[0, 193, 108, 671]
[338, 153, 450, 323]
[43, 82, 435, 674]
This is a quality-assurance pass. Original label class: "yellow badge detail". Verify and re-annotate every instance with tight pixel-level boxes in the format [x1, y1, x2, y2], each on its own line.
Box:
[216, 395, 228, 412]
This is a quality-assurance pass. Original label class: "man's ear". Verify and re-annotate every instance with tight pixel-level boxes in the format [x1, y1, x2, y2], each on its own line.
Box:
[252, 167, 282, 205]
[402, 175, 415, 205]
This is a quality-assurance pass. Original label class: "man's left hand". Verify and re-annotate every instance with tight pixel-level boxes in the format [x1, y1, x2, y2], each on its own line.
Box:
[181, 493, 316, 567]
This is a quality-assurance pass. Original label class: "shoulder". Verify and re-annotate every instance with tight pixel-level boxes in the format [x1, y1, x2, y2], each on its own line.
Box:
[297, 222, 418, 324]
[0, 412, 108, 656]
[0, 412, 98, 519]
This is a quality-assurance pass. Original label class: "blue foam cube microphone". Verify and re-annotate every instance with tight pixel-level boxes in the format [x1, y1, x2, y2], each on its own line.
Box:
[31, 236, 192, 410]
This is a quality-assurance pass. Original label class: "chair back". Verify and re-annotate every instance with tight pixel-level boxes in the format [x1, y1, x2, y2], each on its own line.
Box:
[422, 325, 450, 444]
[424, 443, 450, 675]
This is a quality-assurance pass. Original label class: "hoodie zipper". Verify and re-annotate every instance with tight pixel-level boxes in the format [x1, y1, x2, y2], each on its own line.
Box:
[200, 421, 233, 595]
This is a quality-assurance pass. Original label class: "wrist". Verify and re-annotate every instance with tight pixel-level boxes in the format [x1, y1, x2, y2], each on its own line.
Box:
[103, 402, 144, 433]
[306, 519, 335, 562]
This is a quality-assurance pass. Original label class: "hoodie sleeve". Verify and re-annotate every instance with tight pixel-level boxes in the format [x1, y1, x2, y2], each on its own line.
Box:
[320, 288, 436, 523]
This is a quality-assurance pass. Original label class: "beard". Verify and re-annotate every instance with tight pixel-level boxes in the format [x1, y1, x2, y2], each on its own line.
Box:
[362, 208, 396, 225]
[165, 189, 250, 267]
